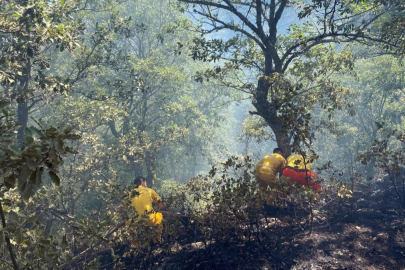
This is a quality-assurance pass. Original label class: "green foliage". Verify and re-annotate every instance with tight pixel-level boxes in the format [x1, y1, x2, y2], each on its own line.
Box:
[0, 1, 237, 268]
[358, 125, 405, 207]
[1, 191, 72, 269]
[0, 0, 82, 96]
[0, 103, 79, 198]
[0, 102, 79, 269]
[239, 115, 273, 142]
[176, 0, 405, 156]
[313, 54, 405, 181]
[144, 156, 348, 252]
[373, 0, 405, 54]
[3, 0, 401, 268]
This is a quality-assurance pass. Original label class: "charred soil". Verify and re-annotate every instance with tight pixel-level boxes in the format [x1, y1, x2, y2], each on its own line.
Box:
[96, 179, 405, 270]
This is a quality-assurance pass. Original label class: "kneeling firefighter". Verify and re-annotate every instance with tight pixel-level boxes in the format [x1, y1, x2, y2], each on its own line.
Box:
[254, 148, 287, 205]
[125, 176, 164, 246]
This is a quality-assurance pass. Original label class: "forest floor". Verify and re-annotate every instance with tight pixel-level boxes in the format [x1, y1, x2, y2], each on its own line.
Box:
[100, 178, 405, 270]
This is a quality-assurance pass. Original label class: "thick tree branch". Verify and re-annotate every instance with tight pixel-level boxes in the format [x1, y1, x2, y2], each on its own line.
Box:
[255, 0, 267, 43]
[274, 0, 286, 25]
[179, 0, 232, 11]
[109, 120, 120, 138]
[281, 32, 397, 72]
[193, 9, 265, 50]
[180, 0, 262, 40]
[269, 0, 275, 27]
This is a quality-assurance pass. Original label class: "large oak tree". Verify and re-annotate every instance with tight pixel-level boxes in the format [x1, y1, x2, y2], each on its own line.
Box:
[177, 0, 402, 156]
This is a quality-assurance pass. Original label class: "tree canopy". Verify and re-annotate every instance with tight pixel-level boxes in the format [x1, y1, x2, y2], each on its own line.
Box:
[1, 0, 405, 269]
[176, 0, 404, 155]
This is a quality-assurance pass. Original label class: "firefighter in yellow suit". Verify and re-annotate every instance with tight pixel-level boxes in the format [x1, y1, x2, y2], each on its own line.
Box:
[282, 154, 322, 192]
[254, 148, 287, 205]
[127, 176, 164, 246]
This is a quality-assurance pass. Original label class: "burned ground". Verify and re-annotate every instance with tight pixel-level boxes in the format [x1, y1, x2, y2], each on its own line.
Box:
[93, 178, 405, 270]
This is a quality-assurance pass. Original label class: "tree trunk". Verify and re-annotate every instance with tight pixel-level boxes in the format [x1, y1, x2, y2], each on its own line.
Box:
[273, 128, 291, 157]
[17, 61, 31, 147]
[122, 117, 130, 135]
[17, 100, 28, 146]
[253, 76, 292, 157]
[132, 161, 143, 180]
[108, 120, 120, 138]
[169, 149, 177, 180]
[145, 150, 157, 188]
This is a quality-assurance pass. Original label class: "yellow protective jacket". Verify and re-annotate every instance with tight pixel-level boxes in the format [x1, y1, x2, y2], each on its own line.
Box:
[130, 186, 163, 226]
[286, 154, 313, 171]
[254, 153, 286, 184]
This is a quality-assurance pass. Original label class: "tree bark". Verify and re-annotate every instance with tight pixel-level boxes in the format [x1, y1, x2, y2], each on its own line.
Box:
[273, 128, 291, 157]
[17, 100, 28, 147]
[145, 150, 157, 187]
[17, 61, 31, 147]
[254, 75, 292, 157]
[108, 120, 120, 138]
